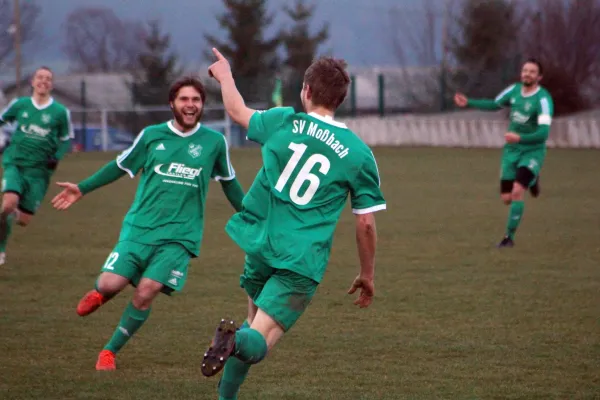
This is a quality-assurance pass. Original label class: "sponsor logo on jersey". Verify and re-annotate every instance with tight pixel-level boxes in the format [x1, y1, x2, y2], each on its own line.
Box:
[20, 124, 51, 138]
[524, 102, 531, 112]
[154, 162, 202, 180]
[188, 143, 202, 158]
[511, 111, 530, 124]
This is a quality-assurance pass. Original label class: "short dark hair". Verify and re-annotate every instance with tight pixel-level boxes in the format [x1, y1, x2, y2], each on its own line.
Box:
[524, 58, 543, 75]
[304, 57, 350, 111]
[168, 76, 206, 104]
[34, 66, 53, 77]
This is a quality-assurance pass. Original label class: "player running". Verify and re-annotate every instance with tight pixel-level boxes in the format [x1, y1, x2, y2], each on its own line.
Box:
[200, 48, 386, 400]
[454, 58, 554, 248]
[51, 76, 245, 370]
[0, 66, 73, 265]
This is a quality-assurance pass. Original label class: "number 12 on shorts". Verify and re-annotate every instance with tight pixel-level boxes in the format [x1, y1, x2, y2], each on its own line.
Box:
[275, 142, 330, 206]
[103, 252, 119, 270]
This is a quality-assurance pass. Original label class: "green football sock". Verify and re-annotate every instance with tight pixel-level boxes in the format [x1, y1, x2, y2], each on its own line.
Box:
[218, 321, 251, 400]
[103, 302, 151, 354]
[0, 212, 15, 253]
[505, 200, 524, 240]
[233, 327, 268, 364]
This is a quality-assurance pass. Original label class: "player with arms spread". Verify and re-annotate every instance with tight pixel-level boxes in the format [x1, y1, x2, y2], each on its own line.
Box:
[454, 58, 554, 247]
[200, 49, 386, 400]
[0, 66, 73, 265]
[51, 77, 245, 370]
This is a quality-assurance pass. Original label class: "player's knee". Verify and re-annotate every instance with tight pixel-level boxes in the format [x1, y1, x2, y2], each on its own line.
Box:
[501, 194, 512, 205]
[96, 272, 128, 297]
[132, 280, 162, 310]
[511, 185, 525, 201]
[1, 194, 19, 214]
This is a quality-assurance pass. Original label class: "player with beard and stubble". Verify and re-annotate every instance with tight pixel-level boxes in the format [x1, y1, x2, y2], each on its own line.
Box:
[454, 59, 554, 248]
[51, 76, 245, 370]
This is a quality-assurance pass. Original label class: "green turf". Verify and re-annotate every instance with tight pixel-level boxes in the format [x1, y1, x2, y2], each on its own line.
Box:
[0, 148, 598, 399]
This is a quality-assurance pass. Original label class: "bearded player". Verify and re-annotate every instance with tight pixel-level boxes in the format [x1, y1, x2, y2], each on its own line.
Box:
[0, 66, 73, 264]
[454, 58, 554, 247]
[51, 76, 245, 370]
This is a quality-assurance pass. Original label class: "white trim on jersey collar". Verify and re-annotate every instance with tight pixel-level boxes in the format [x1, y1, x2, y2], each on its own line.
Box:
[308, 112, 347, 129]
[31, 96, 54, 110]
[167, 120, 201, 137]
[521, 86, 540, 98]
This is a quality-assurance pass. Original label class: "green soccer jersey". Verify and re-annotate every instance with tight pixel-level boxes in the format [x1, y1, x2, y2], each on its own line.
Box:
[0, 97, 73, 167]
[116, 120, 235, 257]
[226, 107, 386, 283]
[493, 83, 554, 148]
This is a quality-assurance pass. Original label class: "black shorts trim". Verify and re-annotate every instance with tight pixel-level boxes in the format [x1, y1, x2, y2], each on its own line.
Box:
[500, 180, 513, 194]
[17, 206, 35, 216]
[516, 167, 535, 188]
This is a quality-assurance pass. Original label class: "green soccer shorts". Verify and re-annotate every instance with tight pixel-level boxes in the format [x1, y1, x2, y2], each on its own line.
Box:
[500, 146, 546, 184]
[240, 255, 318, 332]
[1, 164, 50, 215]
[100, 241, 191, 295]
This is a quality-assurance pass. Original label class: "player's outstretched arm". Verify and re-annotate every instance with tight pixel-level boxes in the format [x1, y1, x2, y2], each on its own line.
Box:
[208, 48, 255, 129]
[348, 212, 377, 308]
[52, 160, 126, 210]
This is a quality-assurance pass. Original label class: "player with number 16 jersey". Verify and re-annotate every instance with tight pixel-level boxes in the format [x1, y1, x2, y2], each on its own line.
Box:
[201, 49, 385, 400]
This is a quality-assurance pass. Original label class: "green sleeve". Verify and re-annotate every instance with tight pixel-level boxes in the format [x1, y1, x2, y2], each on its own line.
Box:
[247, 107, 295, 145]
[54, 140, 71, 160]
[77, 160, 126, 195]
[0, 98, 20, 126]
[349, 151, 387, 214]
[53, 108, 74, 160]
[466, 84, 516, 110]
[220, 178, 245, 212]
[519, 126, 549, 145]
[466, 98, 502, 110]
[211, 134, 235, 181]
[521, 92, 553, 145]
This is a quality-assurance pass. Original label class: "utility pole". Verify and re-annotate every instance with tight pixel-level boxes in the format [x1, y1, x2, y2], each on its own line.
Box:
[12, 0, 22, 97]
[14, 0, 22, 97]
[440, 0, 450, 111]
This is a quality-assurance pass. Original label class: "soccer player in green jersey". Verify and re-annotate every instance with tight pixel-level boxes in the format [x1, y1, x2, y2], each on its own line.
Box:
[454, 58, 554, 248]
[51, 76, 245, 370]
[0, 66, 73, 265]
[199, 49, 386, 400]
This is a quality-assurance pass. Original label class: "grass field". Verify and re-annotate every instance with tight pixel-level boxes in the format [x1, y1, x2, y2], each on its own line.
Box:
[0, 148, 598, 400]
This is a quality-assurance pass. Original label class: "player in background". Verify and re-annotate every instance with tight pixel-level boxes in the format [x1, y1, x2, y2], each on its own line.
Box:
[200, 48, 386, 400]
[0, 66, 73, 265]
[454, 58, 554, 248]
[51, 77, 245, 370]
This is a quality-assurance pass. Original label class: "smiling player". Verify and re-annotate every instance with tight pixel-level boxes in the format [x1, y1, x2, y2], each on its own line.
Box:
[0, 66, 73, 265]
[454, 58, 554, 247]
[51, 76, 245, 370]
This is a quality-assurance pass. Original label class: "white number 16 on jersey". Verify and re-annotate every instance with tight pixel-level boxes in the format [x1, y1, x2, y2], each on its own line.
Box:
[274, 142, 331, 205]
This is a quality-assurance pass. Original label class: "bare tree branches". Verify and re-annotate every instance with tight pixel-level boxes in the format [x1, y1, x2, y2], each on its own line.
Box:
[63, 7, 146, 73]
[0, 0, 41, 70]
[518, 0, 600, 113]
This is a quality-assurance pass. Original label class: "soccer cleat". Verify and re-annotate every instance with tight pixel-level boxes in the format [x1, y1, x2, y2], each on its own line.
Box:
[76, 290, 108, 316]
[0, 252, 5, 266]
[96, 349, 116, 371]
[497, 236, 515, 248]
[201, 318, 238, 377]
[530, 177, 540, 198]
